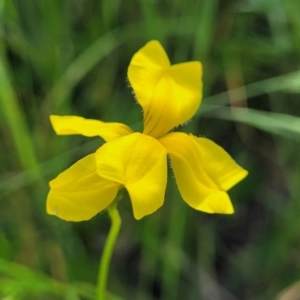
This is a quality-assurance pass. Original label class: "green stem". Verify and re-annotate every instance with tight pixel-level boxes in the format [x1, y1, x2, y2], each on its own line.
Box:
[97, 206, 122, 300]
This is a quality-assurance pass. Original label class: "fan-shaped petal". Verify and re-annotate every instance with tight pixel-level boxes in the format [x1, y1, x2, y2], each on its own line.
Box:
[47, 154, 120, 221]
[159, 132, 247, 214]
[96, 133, 167, 220]
[128, 41, 202, 138]
[193, 137, 248, 191]
[50, 115, 133, 142]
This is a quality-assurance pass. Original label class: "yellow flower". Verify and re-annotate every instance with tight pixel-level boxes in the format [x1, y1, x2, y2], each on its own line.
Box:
[47, 41, 248, 221]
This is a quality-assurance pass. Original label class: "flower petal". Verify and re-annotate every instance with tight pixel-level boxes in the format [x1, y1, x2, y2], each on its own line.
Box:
[96, 133, 167, 220]
[47, 154, 119, 221]
[193, 137, 248, 191]
[159, 133, 247, 214]
[50, 115, 133, 142]
[128, 40, 202, 138]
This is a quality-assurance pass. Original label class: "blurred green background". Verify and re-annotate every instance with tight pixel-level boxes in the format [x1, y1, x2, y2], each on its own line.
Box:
[1, 0, 300, 299]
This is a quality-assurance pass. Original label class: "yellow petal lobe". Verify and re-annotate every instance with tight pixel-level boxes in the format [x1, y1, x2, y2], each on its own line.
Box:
[50, 115, 133, 142]
[96, 133, 167, 220]
[193, 137, 248, 191]
[197, 192, 234, 214]
[159, 133, 247, 214]
[128, 40, 202, 138]
[47, 154, 119, 221]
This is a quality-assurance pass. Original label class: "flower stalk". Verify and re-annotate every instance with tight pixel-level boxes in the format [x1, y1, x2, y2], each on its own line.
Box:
[97, 205, 122, 300]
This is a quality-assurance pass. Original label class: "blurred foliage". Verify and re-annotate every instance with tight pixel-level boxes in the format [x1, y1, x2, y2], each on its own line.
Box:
[1, 0, 300, 299]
